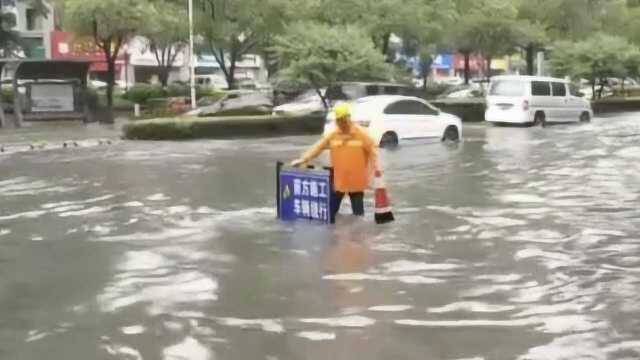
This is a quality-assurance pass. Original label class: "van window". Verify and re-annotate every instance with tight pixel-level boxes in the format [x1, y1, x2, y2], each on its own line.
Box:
[552, 82, 567, 97]
[532, 81, 551, 96]
[489, 80, 525, 96]
[382, 86, 400, 95]
[569, 84, 581, 97]
[365, 85, 380, 95]
[399, 87, 416, 96]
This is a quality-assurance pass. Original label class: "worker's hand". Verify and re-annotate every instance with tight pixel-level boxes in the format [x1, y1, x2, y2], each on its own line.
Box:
[291, 158, 306, 167]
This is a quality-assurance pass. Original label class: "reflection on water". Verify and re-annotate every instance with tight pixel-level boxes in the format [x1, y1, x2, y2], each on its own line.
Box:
[1, 116, 640, 359]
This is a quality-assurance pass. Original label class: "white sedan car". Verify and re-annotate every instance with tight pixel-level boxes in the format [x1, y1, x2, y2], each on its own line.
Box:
[272, 89, 326, 116]
[324, 95, 462, 148]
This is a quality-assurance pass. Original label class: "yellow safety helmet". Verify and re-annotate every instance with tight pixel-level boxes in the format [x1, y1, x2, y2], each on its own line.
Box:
[334, 103, 352, 121]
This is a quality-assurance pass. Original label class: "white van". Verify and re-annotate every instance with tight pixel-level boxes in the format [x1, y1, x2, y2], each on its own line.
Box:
[485, 76, 593, 126]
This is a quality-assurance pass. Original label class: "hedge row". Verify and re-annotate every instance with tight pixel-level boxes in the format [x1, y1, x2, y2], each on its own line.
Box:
[591, 98, 640, 113]
[432, 98, 640, 120]
[121, 98, 640, 141]
[123, 114, 325, 140]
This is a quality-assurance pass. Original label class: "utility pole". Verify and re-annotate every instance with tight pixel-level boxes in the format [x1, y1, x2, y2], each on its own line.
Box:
[188, 0, 197, 109]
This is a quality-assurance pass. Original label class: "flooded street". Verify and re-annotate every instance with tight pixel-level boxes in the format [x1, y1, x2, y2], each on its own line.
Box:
[1, 114, 640, 360]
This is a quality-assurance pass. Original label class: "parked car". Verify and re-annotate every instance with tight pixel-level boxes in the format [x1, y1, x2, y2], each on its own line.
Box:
[439, 83, 486, 99]
[187, 91, 272, 117]
[324, 95, 462, 148]
[598, 77, 638, 87]
[578, 86, 613, 100]
[434, 77, 464, 86]
[115, 80, 135, 91]
[272, 88, 326, 116]
[325, 82, 422, 102]
[485, 75, 593, 126]
[89, 79, 108, 90]
[273, 82, 421, 117]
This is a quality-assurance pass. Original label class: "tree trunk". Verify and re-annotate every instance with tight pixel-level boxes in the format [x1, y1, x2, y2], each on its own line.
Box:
[316, 87, 328, 110]
[591, 78, 596, 100]
[464, 53, 470, 85]
[106, 57, 116, 108]
[262, 50, 278, 79]
[422, 73, 428, 91]
[99, 35, 121, 124]
[486, 56, 493, 79]
[597, 77, 605, 99]
[159, 66, 170, 87]
[226, 59, 237, 89]
[526, 44, 535, 76]
[0, 100, 5, 128]
[101, 56, 116, 124]
[381, 33, 391, 62]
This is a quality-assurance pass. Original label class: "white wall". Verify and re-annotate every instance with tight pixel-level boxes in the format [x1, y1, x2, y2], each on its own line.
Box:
[125, 36, 189, 84]
[195, 54, 268, 84]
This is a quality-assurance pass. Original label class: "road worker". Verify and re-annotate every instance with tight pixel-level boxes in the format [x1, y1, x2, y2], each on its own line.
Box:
[291, 103, 379, 217]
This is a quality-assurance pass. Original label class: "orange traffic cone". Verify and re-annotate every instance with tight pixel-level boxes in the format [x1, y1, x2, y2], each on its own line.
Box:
[374, 170, 394, 224]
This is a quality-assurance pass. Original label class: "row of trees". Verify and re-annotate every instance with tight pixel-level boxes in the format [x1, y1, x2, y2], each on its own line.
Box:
[59, 0, 640, 108]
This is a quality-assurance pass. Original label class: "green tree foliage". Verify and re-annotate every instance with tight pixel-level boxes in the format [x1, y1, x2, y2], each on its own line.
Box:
[622, 2, 640, 46]
[518, 0, 626, 41]
[290, 0, 455, 62]
[66, 0, 149, 109]
[451, 1, 524, 80]
[271, 22, 391, 109]
[139, 1, 188, 87]
[551, 33, 640, 99]
[517, 0, 631, 48]
[194, 0, 287, 89]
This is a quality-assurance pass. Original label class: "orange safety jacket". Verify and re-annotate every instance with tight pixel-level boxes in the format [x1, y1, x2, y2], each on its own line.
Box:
[302, 125, 378, 193]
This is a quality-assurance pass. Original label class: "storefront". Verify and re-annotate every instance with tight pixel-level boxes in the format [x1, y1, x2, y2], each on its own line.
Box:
[50, 31, 126, 82]
[454, 54, 486, 79]
[431, 53, 455, 78]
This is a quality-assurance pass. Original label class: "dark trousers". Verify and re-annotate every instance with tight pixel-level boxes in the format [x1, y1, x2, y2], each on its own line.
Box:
[332, 191, 365, 217]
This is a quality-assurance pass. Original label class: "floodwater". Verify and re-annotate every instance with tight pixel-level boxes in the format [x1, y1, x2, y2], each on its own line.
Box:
[1, 115, 640, 360]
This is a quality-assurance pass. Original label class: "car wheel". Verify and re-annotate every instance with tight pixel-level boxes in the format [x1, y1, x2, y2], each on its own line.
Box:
[534, 111, 546, 127]
[580, 112, 591, 123]
[442, 126, 459, 142]
[380, 132, 398, 149]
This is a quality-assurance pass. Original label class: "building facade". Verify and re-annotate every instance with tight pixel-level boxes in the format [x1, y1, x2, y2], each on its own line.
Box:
[195, 53, 269, 88]
[50, 31, 127, 83]
[123, 36, 189, 85]
[1, 0, 55, 58]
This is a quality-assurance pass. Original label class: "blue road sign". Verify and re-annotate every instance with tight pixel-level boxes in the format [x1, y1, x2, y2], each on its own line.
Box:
[277, 163, 334, 224]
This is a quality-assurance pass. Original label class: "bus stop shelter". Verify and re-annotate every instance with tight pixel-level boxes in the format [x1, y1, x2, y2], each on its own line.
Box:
[1, 60, 96, 127]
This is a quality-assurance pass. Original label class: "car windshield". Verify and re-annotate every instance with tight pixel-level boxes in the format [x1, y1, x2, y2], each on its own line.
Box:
[489, 80, 525, 96]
